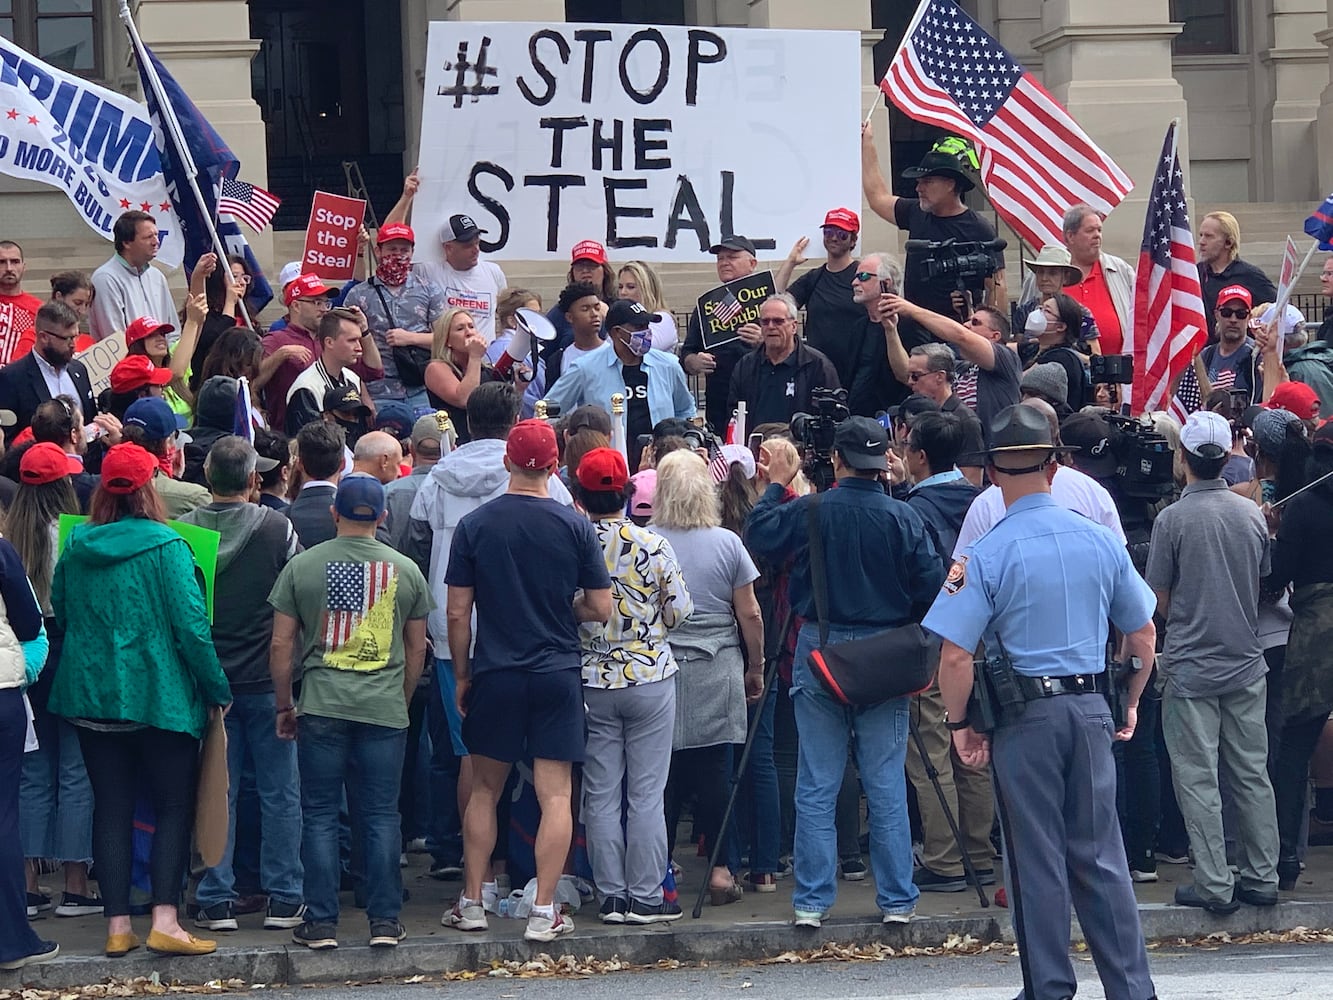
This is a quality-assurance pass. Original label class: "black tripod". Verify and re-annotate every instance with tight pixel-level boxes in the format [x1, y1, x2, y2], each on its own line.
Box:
[692, 609, 989, 915]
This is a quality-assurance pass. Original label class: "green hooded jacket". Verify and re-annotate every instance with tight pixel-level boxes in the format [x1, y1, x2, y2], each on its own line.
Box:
[48, 518, 230, 738]
[1282, 340, 1333, 419]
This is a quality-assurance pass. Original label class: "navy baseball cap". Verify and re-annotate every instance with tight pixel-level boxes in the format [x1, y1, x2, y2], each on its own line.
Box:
[124, 397, 190, 444]
[334, 473, 386, 521]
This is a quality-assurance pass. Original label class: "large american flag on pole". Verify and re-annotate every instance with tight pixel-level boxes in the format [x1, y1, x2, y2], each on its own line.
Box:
[1130, 120, 1207, 418]
[881, 0, 1133, 251]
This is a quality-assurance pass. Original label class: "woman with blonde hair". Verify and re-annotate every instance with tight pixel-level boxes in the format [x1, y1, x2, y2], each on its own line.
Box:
[486, 288, 545, 416]
[652, 450, 764, 905]
[424, 308, 494, 445]
[618, 261, 678, 352]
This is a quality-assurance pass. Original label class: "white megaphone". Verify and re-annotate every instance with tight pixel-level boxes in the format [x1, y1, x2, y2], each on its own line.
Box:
[495, 308, 558, 377]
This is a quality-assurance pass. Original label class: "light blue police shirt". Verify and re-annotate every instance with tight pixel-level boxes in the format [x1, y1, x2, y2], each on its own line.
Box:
[921, 493, 1155, 677]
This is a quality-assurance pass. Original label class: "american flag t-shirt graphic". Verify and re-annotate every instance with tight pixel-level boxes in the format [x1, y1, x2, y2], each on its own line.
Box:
[321, 560, 399, 671]
[712, 290, 743, 326]
[217, 176, 281, 233]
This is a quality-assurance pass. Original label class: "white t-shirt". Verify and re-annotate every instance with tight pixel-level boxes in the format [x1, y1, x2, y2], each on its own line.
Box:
[417, 260, 507, 343]
[953, 464, 1125, 557]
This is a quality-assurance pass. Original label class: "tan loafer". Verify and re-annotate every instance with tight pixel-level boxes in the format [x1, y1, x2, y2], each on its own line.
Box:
[146, 929, 217, 955]
[105, 932, 141, 957]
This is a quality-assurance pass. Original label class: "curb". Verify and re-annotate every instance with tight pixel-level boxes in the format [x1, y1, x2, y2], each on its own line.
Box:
[6, 901, 1333, 989]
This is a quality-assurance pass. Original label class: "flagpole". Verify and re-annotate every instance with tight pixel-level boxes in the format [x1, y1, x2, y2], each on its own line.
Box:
[863, 90, 883, 128]
[117, 0, 255, 332]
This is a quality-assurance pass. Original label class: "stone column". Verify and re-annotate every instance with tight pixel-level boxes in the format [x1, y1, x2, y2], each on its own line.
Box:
[1317, 0, 1333, 194]
[1255, 0, 1326, 201]
[135, 0, 270, 266]
[1029, 0, 1188, 253]
[400, 0, 565, 170]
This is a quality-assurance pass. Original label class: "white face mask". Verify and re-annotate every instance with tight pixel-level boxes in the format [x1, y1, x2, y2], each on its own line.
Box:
[1022, 308, 1048, 340]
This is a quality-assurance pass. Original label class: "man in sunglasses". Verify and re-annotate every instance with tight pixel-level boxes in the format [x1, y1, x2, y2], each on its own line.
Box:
[1197, 285, 1260, 406]
[774, 210, 883, 416]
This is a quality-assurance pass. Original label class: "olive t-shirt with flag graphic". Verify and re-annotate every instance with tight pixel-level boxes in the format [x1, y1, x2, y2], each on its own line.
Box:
[269, 535, 433, 729]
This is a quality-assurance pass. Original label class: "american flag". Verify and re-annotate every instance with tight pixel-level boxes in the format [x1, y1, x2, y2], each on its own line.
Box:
[232, 375, 257, 442]
[322, 560, 396, 652]
[1169, 364, 1201, 425]
[881, 0, 1132, 251]
[1130, 121, 1207, 418]
[712, 289, 743, 326]
[708, 448, 731, 484]
[217, 177, 281, 233]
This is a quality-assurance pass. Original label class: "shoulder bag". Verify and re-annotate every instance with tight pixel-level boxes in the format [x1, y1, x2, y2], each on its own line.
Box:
[804, 495, 940, 706]
[371, 281, 432, 389]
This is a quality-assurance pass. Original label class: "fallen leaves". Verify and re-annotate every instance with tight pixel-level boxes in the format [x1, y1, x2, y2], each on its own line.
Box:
[0, 978, 248, 1000]
[760, 934, 1011, 965]
[464, 955, 682, 981]
[1149, 926, 1333, 950]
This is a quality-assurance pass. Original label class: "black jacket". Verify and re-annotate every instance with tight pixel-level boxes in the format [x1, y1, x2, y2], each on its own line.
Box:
[905, 477, 982, 571]
[0, 352, 97, 433]
[1199, 258, 1277, 340]
[725, 340, 841, 428]
[287, 483, 337, 549]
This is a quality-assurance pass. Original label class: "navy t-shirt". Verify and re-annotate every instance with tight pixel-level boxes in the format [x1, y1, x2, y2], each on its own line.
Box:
[445, 494, 611, 675]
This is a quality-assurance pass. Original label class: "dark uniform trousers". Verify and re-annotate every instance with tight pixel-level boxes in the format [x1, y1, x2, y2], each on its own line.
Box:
[994, 693, 1155, 1000]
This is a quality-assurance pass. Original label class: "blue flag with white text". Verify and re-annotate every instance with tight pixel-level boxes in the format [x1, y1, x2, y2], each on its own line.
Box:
[132, 45, 273, 311]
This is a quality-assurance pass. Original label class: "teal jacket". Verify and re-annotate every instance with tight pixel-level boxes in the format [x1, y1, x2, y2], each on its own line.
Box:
[1283, 340, 1333, 420]
[49, 518, 229, 739]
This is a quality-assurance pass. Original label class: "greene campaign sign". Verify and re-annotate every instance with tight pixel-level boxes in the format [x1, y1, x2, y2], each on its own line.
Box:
[415, 23, 860, 262]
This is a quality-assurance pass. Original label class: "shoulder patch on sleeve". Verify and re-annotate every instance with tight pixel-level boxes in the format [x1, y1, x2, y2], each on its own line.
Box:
[943, 556, 968, 595]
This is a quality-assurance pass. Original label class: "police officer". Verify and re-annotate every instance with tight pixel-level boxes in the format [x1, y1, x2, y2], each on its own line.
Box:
[922, 405, 1160, 1000]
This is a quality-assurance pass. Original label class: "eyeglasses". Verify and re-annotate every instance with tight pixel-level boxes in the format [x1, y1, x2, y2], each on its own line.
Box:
[1219, 307, 1250, 319]
[853, 271, 878, 283]
[233, 274, 251, 285]
[37, 327, 78, 343]
[822, 227, 854, 239]
[758, 317, 791, 327]
[907, 371, 937, 382]
[300, 298, 333, 311]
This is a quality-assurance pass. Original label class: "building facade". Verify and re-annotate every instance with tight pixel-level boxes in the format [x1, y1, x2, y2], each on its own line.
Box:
[3, 0, 1332, 275]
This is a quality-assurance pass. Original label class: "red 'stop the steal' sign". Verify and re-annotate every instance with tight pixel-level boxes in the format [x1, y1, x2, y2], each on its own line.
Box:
[302, 192, 367, 282]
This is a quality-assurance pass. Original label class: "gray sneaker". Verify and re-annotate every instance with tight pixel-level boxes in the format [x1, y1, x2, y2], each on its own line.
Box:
[524, 909, 574, 942]
[442, 899, 488, 931]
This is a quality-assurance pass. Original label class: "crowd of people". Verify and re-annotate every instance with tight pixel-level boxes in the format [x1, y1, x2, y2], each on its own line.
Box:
[2, 136, 1333, 987]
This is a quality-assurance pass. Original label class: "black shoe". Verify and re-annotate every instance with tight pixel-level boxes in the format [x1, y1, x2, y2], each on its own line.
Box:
[428, 860, 463, 881]
[913, 866, 967, 892]
[972, 867, 997, 886]
[368, 920, 406, 947]
[626, 898, 683, 924]
[1277, 855, 1300, 892]
[598, 896, 628, 925]
[1233, 885, 1278, 907]
[194, 901, 238, 931]
[839, 857, 868, 881]
[0, 940, 59, 970]
[292, 921, 339, 950]
[264, 900, 307, 929]
[1173, 884, 1240, 915]
[25, 892, 52, 920]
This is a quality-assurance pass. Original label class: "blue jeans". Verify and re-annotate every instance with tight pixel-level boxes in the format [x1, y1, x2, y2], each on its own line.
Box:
[425, 658, 463, 866]
[791, 623, 917, 916]
[196, 692, 304, 909]
[19, 706, 93, 862]
[738, 685, 780, 875]
[298, 714, 407, 924]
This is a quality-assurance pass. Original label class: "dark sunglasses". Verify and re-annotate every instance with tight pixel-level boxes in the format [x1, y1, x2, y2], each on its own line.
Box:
[854, 271, 879, 283]
[1219, 307, 1249, 319]
[758, 317, 790, 327]
[822, 227, 854, 239]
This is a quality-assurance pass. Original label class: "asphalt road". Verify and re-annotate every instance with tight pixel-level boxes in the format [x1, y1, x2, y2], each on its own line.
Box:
[265, 940, 1333, 998]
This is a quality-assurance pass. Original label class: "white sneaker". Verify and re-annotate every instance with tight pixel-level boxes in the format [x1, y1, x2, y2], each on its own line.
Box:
[442, 899, 488, 931]
[524, 909, 574, 942]
[883, 909, 915, 924]
[793, 909, 825, 928]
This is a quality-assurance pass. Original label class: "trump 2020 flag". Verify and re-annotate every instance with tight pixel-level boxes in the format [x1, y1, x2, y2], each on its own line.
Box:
[881, 0, 1132, 251]
[1131, 121, 1207, 418]
[1307, 193, 1333, 252]
[131, 44, 273, 312]
[0, 37, 184, 267]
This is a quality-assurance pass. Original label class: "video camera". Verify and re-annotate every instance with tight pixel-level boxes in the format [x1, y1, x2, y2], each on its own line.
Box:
[790, 387, 850, 493]
[903, 237, 1007, 290]
[1104, 413, 1174, 500]
[1090, 353, 1133, 386]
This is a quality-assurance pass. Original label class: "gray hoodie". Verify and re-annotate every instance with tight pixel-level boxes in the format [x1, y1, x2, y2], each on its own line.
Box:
[178, 501, 299, 692]
[408, 437, 572, 643]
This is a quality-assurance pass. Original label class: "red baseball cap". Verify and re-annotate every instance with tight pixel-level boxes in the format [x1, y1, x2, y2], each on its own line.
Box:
[124, 316, 175, 347]
[110, 354, 173, 394]
[1265, 380, 1321, 420]
[505, 419, 558, 472]
[19, 442, 80, 485]
[283, 273, 338, 307]
[576, 447, 629, 492]
[100, 443, 157, 494]
[570, 239, 608, 265]
[1217, 284, 1253, 309]
[377, 222, 415, 245]
[823, 207, 860, 232]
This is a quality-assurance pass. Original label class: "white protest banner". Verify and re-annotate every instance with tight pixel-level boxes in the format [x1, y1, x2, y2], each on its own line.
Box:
[415, 23, 861, 262]
[0, 38, 184, 268]
[75, 331, 127, 396]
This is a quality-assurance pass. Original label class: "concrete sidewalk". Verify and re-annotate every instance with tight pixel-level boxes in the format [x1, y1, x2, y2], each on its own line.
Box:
[8, 846, 1333, 989]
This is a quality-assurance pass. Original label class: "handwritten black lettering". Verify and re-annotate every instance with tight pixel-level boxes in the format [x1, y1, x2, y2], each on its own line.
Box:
[719, 170, 776, 250]
[467, 161, 513, 253]
[633, 119, 671, 170]
[604, 178, 656, 249]
[539, 116, 589, 169]
[517, 29, 571, 107]
[573, 29, 613, 104]
[686, 30, 726, 107]
[591, 119, 624, 172]
[619, 30, 669, 106]
[664, 175, 709, 251]
[525, 173, 586, 251]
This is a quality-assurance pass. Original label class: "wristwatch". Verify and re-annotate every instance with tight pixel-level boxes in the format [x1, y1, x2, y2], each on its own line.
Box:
[944, 711, 970, 731]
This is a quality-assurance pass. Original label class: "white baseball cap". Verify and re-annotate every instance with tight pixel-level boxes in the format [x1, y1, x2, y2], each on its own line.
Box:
[278, 261, 303, 290]
[1180, 410, 1232, 458]
[1256, 302, 1307, 340]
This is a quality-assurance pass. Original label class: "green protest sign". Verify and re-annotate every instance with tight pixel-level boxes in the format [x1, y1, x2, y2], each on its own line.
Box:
[58, 515, 221, 621]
